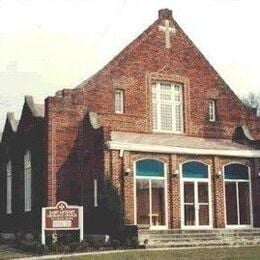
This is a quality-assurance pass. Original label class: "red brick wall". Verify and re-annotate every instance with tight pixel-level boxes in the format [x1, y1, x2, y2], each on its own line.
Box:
[44, 9, 259, 230]
[62, 10, 259, 139]
[45, 93, 87, 206]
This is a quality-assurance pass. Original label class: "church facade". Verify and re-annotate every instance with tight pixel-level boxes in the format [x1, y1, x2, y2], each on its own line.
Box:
[0, 9, 260, 235]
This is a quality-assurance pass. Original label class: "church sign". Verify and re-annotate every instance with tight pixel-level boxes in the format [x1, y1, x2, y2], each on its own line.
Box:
[41, 201, 83, 244]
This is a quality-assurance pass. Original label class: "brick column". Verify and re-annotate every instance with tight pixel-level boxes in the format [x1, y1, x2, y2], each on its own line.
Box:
[213, 156, 225, 228]
[111, 150, 122, 194]
[45, 98, 57, 207]
[122, 151, 134, 224]
[170, 154, 181, 229]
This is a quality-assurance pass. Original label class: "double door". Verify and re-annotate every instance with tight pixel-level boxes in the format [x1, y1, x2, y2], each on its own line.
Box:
[225, 181, 252, 227]
[183, 180, 211, 228]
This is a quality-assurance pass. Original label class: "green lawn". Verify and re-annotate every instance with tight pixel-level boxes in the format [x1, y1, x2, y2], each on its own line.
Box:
[71, 247, 260, 260]
[0, 245, 260, 260]
[0, 244, 33, 259]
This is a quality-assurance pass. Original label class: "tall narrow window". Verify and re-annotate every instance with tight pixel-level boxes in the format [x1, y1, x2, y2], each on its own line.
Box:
[94, 179, 98, 207]
[24, 150, 32, 212]
[152, 82, 183, 133]
[115, 89, 124, 114]
[6, 161, 12, 214]
[209, 100, 216, 122]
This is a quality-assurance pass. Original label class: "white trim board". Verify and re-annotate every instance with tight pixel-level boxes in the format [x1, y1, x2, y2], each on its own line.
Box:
[106, 141, 260, 158]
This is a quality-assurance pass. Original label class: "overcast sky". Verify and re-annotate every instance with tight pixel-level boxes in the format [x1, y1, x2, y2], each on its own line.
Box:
[0, 0, 260, 130]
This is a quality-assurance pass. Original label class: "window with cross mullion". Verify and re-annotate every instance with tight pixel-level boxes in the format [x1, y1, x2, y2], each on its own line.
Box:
[152, 82, 183, 133]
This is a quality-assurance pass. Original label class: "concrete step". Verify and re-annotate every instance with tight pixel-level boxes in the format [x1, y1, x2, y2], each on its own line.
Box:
[139, 231, 260, 238]
[146, 239, 260, 248]
[139, 229, 260, 248]
[139, 228, 260, 235]
[148, 237, 260, 243]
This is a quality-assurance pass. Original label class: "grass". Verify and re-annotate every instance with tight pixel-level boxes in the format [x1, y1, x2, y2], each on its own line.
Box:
[0, 244, 260, 259]
[0, 244, 33, 259]
[69, 246, 260, 260]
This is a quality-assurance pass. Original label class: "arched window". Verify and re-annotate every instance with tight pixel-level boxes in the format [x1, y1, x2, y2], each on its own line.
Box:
[24, 150, 32, 212]
[182, 161, 208, 178]
[6, 161, 12, 214]
[224, 163, 249, 180]
[136, 159, 164, 177]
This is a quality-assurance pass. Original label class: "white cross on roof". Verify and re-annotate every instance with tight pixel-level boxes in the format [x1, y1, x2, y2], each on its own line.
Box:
[159, 19, 176, 49]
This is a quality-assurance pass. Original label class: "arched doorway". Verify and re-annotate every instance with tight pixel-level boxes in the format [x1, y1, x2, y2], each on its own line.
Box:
[181, 161, 212, 229]
[134, 159, 168, 229]
[224, 163, 253, 227]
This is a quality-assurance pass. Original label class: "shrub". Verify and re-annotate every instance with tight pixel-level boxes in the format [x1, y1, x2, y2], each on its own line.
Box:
[129, 236, 139, 248]
[77, 240, 91, 252]
[113, 239, 121, 249]
[17, 240, 49, 255]
[94, 177, 125, 241]
[88, 239, 103, 250]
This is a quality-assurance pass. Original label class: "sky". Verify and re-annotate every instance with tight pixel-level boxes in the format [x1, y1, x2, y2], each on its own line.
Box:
[0, 0, 260, 130]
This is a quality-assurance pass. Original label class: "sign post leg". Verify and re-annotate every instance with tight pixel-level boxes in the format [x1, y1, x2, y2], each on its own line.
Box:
[41, 208, 46, 245]
[80, 207, 84, 242]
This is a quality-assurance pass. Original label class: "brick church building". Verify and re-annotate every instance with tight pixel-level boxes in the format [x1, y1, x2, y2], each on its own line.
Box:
[0, 9, 260, 236]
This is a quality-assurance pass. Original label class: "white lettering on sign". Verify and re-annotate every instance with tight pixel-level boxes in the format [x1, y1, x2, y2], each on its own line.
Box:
[41, 201, 84, 245]
[53, 220, 72, 228]
[47, 209, 78, 219]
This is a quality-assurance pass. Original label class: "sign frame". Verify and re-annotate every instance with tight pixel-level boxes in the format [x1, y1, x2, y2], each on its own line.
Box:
[41, 201, 83, 245]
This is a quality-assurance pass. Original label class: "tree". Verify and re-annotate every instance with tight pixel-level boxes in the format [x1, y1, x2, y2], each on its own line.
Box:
[241, 92, 260, 114]
[93, 177, 125, 240]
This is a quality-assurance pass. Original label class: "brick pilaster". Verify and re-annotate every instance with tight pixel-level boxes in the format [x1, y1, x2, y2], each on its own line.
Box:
[213, 156, 225, 228]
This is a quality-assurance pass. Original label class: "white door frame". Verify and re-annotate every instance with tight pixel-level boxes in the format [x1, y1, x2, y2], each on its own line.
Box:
[133, 160, 168, 230]
[223, 163, 253, 229]
[180, 161, 213, 229]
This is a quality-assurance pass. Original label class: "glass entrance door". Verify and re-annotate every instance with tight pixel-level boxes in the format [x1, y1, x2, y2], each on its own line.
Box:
[136, 179, 166, 228]
[135, 159, 167, 229]
[224, 163, 252, 227]
[181, 161, 211, 229]
[183, 181, 210, 227]
[225, 181, 251, 226]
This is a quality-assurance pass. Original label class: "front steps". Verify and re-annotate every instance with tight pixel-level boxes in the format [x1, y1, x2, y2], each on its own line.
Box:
[138, 229, 260, 248]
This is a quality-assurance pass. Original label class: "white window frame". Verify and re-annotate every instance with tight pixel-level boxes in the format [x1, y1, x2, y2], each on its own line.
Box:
[24, 150, 32, 212]
[223, 162, 253, 228]
[133, 159, 168, 230]
[180, 160, 212, 229]
[94, 179, 98, 207]
[6, 161, 12, 215]
[115, 89, 124, 114]
[152, 82, 183, 134]
[209, 99, 216, 122]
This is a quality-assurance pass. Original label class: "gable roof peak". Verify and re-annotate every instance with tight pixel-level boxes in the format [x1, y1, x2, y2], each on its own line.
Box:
[24, 95, 44, 118]
[158, 8, 173, 21]
[6, 112, 18, 132]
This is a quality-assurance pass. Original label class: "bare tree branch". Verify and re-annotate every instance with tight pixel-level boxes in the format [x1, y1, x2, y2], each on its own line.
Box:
[241, 92, 260, 109]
